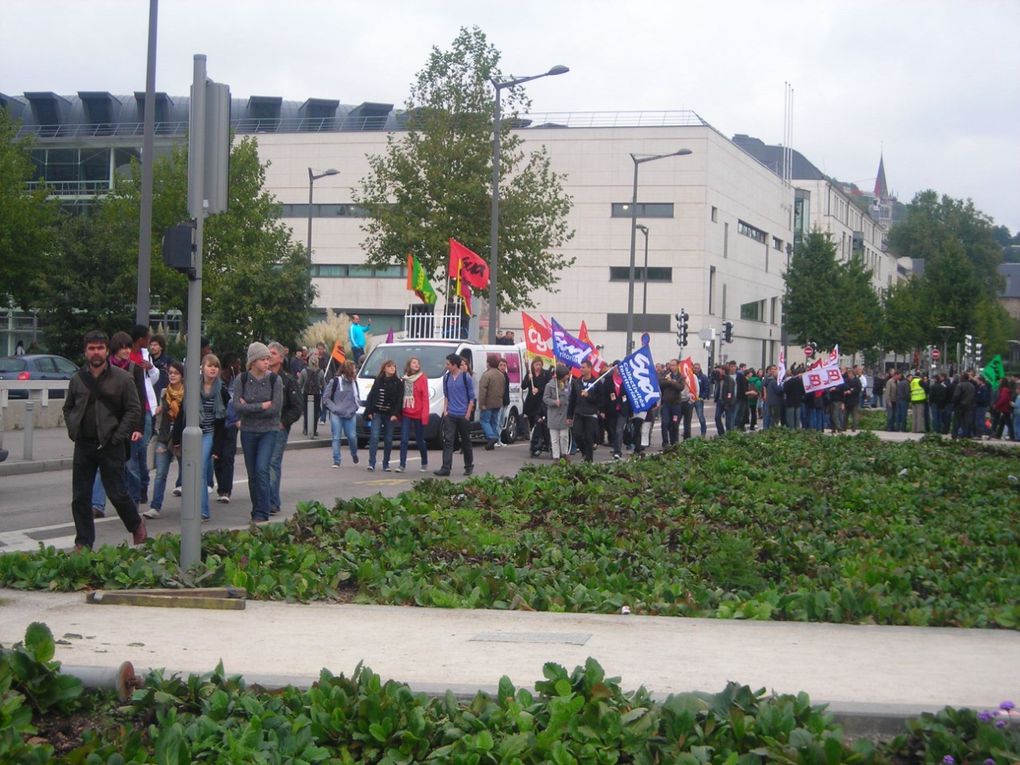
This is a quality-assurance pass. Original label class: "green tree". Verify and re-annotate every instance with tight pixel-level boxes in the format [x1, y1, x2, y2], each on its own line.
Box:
[354, 26, 574, 312]
[55, 136, 315, 356]
[836, 254, 883, 356]
[37, 212, 137, 360]
[0, 109, 58, 310]
[881, 277, 925, 356]
[782, 230, 842, 348]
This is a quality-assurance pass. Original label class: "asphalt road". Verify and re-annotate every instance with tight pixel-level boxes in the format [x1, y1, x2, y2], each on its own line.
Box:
[0, 436, 616, 552]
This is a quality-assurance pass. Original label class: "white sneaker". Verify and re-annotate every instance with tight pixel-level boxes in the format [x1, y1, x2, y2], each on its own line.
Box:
[142, 508, 160, 519]
[331, 463, 340, 469]
[172, 487, 182, 497]
[217, 495, 230, 504]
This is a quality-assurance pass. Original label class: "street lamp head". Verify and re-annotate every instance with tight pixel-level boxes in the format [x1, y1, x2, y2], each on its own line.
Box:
[546, 65, 570, 76]
[636, 224, 649, 234]
[309, 167, 340, 181]
[671, 149, 693, 157]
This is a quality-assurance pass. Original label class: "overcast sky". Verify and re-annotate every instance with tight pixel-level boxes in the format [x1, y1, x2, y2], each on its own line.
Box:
[3, 0, 1018, 232]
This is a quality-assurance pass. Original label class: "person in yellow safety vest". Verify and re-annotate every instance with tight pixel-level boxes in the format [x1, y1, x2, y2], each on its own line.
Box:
[909, 373, 927, 433]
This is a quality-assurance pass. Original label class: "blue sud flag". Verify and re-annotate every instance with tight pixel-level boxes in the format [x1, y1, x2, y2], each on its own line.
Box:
[618, 345, 661, 413]
[550, 318, 593, 369]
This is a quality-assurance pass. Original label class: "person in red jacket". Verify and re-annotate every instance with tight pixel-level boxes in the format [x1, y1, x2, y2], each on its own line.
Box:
[397, 356, 430, 472]
[991, 379, 1015, 440]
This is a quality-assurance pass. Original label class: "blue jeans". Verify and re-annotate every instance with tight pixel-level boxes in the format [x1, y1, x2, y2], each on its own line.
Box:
[400, 417, 428, 468]
[896, 400, 908, 432]
[330, 413, 358, 465]
[480, 408, 500, 442]
[125, 411, 152, 501]
[200, 431, 213, 519]
[809, 408, 825, 431]
[150, 442, 174, 511]
[368, 415, 397, 468]
[268, 427, 289, 511]
[693, 400, 706, 435]
[241, 429, 276, 521]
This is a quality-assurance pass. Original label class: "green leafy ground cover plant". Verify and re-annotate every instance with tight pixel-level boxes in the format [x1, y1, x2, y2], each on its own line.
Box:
[2, 431, 1018, 628]
[4, 623, 1018, 764]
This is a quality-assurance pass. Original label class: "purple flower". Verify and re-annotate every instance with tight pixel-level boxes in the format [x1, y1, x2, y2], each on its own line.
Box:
[979, 710, 996, 722]
[1001, 701, 1015, 711]
[983, 759, 995, 765]
[995, 720, 1007, 729]
[942, 757, 955, 765]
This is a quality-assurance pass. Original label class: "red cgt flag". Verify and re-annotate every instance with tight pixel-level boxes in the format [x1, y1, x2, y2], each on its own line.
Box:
[578, 321, 607, 373]
[521, 311, 553, 359]
[448, 238, 490, 290]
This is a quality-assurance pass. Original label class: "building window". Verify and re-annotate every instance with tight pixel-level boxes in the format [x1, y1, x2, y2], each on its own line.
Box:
[738, 219, 767, 244]
[740, 300, 766, 322]
[711, 206, 718, 222]
[772, 236, 783, 250]
[709, 266, 716, 315]
[608, 266, 672, 282]
[278, 203, 371, 218]
[610, 202, 674, 218]
[311, 264, 407, 278]
[606, 313, 671, 332]
[724, 222, 729, 258]
[770, 297, 779, 325]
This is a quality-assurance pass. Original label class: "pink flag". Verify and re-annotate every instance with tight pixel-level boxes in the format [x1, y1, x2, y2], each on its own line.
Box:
[385, 327, 394, 343]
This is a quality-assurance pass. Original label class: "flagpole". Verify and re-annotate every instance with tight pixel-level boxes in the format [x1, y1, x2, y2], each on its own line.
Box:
[584, 365, 617, 389]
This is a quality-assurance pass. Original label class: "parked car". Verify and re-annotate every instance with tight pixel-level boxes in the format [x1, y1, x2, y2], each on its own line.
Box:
[0, 354, 80, 399]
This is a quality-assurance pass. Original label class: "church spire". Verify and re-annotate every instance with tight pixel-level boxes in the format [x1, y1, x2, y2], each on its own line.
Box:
[874, 153, 888, 200]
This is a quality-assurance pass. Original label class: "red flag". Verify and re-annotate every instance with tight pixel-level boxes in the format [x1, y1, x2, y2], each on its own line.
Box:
[448, 239, 490, 290]
[578, 321, 606, 373]
[521, 311, 553, 359]
[679, 357, 699, 398]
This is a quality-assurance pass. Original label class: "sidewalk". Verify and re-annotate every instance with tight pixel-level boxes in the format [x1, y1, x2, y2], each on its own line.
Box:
[1, 589, 1017, 735]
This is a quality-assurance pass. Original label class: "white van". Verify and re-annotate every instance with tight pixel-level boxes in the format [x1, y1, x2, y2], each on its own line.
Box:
[355, 340, 527, 447]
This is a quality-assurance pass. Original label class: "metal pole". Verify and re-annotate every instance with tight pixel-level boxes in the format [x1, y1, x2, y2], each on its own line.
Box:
[641, 227, 649, 316]
[487, 84, 502, 344]
[181, 54, 206, 570]
[306, 168, 314, 264]
[135, 0, 158, 326]
[22, 400, 34, 460]
[625, 157, 640, 354]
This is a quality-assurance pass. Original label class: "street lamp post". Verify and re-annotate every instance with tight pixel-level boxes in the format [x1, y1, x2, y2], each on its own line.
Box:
[307, 167, 339, 265]
[488, 65, 569, 343]
[625, 150, 692, 353]
[636, 224, 649, 316]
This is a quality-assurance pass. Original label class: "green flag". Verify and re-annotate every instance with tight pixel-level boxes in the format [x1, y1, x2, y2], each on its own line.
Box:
[981, 354, 1004, 387]
[406, 254, 437, 305]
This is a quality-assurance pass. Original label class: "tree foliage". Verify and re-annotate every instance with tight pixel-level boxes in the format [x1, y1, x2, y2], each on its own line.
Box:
[782, 230, 842, 348]
[888, 190, 1010, 354]
[0, 109, 58, 310]
[38, 137, 315, 357]
[354, 26, 574, 312]
[881, 277, 925, 355]
[836, 254, 883, 356]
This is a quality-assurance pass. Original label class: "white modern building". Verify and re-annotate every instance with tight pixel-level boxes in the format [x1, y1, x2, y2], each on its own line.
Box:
[257, 113, 793, 369]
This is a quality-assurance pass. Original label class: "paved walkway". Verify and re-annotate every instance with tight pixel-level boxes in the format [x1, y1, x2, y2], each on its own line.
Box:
[1, 589, 1017, 731]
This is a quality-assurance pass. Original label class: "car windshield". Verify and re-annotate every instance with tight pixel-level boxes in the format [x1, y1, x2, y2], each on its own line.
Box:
[358, 344, 458, 380]
[0, 358, 27, 373]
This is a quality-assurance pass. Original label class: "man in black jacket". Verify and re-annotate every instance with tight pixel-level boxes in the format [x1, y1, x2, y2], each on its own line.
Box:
[267, 341, 304, 514]
[567, 360, 603, 462]
[63, 330, 147, 550]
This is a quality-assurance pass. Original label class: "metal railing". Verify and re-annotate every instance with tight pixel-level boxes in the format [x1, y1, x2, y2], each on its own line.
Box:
[0, 379, 69, 409]
[16, 109, 711, 140]
[403, 309, 467, 341]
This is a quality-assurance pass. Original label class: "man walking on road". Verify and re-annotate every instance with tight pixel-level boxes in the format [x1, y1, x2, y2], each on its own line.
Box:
[63, 330, 147, 550]
[435, 353, 475, 477]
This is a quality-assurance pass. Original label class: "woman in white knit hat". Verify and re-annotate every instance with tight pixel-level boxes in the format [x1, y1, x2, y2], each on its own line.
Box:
[232, 342, 282, 522]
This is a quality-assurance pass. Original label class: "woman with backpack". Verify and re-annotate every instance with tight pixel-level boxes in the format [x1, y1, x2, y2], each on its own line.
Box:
[397, 356, 429, 473]
[323, 360, 360, 467]
[143, 361, 185, 519]
[364, 359, 403, 471]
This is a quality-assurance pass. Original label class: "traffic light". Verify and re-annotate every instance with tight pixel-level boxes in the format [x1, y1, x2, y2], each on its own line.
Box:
[723, 321, 734, 344]
[964, 334, 973, 359]
[975, 342, 983, 367]
[675, 310, 689, 347]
